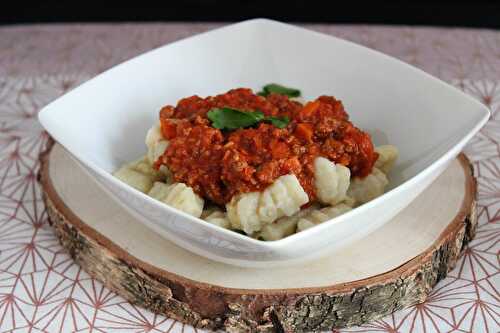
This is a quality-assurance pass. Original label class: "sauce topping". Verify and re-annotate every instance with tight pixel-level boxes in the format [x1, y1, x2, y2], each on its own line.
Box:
[156, 88, 377, 205]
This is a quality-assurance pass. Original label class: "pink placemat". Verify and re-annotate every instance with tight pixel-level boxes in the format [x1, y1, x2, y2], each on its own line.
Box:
[0, 23, 498, 332]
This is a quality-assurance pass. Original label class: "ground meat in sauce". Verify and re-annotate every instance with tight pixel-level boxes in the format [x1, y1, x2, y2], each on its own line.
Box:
[155, 88, 377, 206]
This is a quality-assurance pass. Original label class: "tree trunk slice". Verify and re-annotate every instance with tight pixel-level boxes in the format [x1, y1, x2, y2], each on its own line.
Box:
[38, 142, 477, 332]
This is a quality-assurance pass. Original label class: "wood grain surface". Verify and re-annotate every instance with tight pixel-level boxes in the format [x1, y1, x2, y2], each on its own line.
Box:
[39, 143, 477, 332]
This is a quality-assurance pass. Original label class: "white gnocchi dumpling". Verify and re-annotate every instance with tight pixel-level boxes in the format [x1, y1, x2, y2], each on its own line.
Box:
[258, 174, 310, 223]
[226, 192, 261, 235]
[145, 123, 172, 181]
[203, 209, 231, 229]
[342, 195, 357, 207]
[148, 182, 204, 218]
[226, 174, 309, 235]
[375, 145, 399, 173]
[347, 168, 388, 205]
[113, 166, 154, 193]
[129, 157, 165, 182]
[145, 123, 170, 166]
[258, 204, 319, 241]
[259, 217, 298, 241]
[113, 156, 165, 193]
[314, 157, 351, 206]
[297, 203, 352, 232]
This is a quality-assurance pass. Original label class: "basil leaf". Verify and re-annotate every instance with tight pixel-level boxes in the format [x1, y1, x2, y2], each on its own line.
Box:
[207, 107, 290, 130]
[258, 83, 301, 97]
[266, 116, 289, 129]
[207, 108, 264, 130]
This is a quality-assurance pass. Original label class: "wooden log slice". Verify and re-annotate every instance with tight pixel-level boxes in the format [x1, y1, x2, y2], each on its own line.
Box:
[38, 142, 477, 332]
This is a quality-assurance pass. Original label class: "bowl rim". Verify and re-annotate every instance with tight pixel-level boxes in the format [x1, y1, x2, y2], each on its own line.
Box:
[38, 18, 491, 251]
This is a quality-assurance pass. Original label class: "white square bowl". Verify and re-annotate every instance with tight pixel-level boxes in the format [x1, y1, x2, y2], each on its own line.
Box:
[39, 19, 489, 267]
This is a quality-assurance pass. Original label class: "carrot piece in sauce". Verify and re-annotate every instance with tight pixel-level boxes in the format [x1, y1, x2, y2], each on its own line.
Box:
[301, 100, 321, 118]
[294, 123, 314, 142]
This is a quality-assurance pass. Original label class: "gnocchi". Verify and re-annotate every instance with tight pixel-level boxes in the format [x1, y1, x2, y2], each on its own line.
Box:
[297, 203, 352, 231]
[226, 174, 309, 234]
[113, 156, 164, 193]
[113, 166, 154, 193]
[203, 209, 231, 229]
[148, 182, 204, 218]
[375, 145, 399, 174]
[347, 168, 389, 205]
[314, 157, 351, 206]
[146, 123, 170, 166]
[258, 204, 319, 241]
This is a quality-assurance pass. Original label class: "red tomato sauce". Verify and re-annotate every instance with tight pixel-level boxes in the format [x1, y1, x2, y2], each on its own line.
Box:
[156, 88, 377, 205]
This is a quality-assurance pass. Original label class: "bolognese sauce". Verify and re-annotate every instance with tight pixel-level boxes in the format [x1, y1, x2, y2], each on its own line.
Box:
[155, 88, 377, 205]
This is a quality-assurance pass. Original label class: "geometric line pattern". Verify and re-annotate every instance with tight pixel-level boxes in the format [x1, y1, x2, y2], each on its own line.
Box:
[0, 24, 499, 332]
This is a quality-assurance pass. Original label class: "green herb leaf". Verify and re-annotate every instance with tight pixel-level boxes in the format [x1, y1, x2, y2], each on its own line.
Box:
[266, 116, 289, 129]
[258, 83, 301, 97]
[207, 108, 264, 130]
[207, 107, 289, 130]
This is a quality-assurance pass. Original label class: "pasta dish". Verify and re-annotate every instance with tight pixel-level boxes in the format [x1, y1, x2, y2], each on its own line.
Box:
[114, 84, 398, 240]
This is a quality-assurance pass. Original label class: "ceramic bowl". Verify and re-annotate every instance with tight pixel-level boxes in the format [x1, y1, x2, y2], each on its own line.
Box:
[39, 19, 489, 267]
